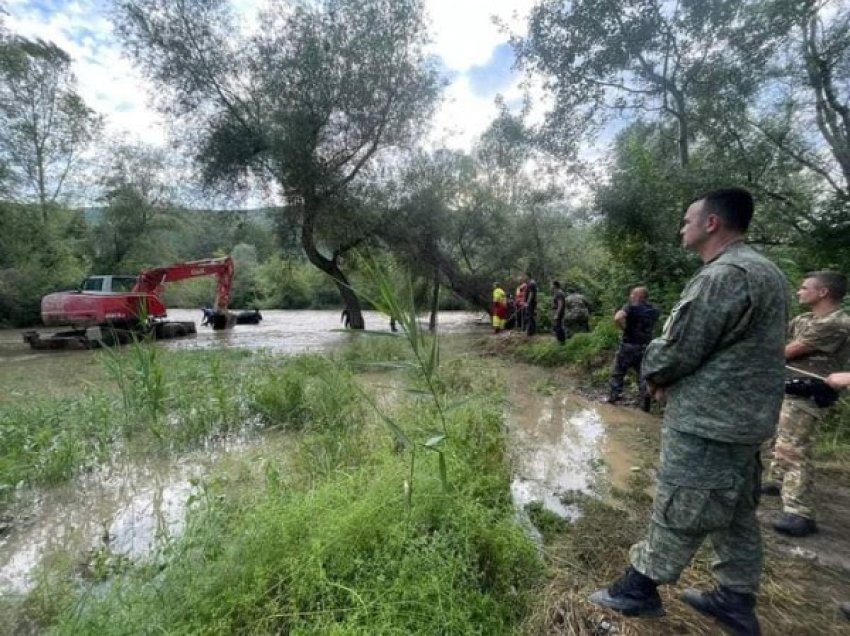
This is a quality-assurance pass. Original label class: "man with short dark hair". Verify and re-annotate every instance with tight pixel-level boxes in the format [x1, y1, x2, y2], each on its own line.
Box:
[606, 286, 659, 411]
[551, 280, 567, 344]
[763, 271, 850, 537]
[590, 187, 789, 636]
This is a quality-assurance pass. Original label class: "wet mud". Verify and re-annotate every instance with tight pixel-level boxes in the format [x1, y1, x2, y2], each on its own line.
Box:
[504, 364, 647, 520]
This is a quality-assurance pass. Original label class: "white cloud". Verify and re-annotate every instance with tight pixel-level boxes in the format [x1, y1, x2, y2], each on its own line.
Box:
[6, 2, 166, 146]
[4, 0, 546, 159]
[425, 0, 536, 71]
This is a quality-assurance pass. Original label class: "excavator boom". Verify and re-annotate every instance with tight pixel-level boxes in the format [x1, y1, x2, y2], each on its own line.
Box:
[136, 256, 234, 311]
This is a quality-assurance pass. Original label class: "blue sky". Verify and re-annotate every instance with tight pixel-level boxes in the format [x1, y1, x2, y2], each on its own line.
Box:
[4, 0, 541, 152]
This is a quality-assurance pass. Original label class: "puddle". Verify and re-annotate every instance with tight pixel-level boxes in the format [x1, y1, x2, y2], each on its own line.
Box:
[506, 368, 639, 521]
[0, 432, 290, 596]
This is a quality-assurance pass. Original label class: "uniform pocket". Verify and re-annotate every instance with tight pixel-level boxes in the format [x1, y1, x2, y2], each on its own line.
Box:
[655, 481, 739, 534]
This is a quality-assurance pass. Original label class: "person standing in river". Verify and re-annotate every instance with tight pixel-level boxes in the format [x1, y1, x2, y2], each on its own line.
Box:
[589, 187, 789, 636]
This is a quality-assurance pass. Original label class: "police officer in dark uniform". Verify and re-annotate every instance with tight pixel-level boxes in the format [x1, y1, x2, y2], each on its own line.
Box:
[606, 286, 660, 411]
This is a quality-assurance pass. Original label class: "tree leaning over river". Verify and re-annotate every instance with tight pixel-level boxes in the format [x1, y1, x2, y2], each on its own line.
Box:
[114, 0, 441, 329]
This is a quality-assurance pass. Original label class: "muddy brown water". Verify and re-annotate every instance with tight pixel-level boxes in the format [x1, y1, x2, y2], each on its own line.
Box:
[505, 367, 642, 521]
[0, 311, 647, 599]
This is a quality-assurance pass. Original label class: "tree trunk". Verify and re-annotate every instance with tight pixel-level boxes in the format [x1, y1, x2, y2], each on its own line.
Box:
[300, 204, 365, 329]
[428, 267, 439, 332]
[671, 89, 689, 168]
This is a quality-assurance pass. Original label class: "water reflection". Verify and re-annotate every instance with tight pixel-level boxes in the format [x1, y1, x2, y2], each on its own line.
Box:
[0, 434, 287, 595]
[508, 394, 609, 520]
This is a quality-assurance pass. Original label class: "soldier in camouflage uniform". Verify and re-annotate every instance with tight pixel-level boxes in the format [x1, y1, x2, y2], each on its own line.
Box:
[563, 289, 591, 333]
[590, 188, 789, 636]
[762, 271, 850, 537]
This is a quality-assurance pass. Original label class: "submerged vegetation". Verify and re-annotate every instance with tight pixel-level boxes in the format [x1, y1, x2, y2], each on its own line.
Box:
[1, 316, 548, 633]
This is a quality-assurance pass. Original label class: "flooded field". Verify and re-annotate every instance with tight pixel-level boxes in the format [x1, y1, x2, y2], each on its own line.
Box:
[0, 312, 649, 614]
[0, 433, 291, 595]
[0, 309, 485, 398]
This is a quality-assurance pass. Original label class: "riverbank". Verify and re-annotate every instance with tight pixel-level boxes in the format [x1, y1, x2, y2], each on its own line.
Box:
[475, 331, 850, 634]
[2, 324, 849, 633]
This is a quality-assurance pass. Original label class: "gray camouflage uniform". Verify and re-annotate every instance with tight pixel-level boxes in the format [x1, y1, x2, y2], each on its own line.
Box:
[564, 292, 591, 333]
[630, 242, 789, 594]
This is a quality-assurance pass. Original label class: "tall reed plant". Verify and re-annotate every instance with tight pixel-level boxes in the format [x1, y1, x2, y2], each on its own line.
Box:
[344, 256, 460, 508]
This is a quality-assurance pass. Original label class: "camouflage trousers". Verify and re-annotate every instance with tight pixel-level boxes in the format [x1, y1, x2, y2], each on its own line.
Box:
[630, 427, 762, 594]
[765, 398, 821, 520]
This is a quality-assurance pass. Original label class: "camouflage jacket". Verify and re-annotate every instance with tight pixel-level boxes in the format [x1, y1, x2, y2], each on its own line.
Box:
[786, 309, 850, 378]
[564, 293, 590, 320]
[643, 242, 790, 444]
[785, 308, 850, 416]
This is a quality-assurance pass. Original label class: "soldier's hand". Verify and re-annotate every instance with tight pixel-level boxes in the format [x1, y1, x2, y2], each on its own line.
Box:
[826, 372, 850, 391]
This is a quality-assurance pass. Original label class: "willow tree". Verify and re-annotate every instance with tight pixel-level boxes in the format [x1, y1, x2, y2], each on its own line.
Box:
[0, 36, 101, 220]
[515, 0, 760, 167]
[115, 0, 440, 328]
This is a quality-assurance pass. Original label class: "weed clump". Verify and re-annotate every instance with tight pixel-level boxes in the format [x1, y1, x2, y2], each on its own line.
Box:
[50, 387, 544, 635]
[335, 332, 411, 369]
[478, 321, 620, 369]
[245, 354, 365, 434]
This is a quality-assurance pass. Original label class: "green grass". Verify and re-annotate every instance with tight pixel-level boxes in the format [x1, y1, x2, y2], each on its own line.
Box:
[816, 397, 850, 458]
[4, 272, 546, 635]
[483, 321, 621, 369]
[28, 358, 543, 635]
[0, 348, 361, 508]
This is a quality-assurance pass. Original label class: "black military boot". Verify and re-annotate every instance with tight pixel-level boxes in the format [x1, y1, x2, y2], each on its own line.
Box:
[641, 396, 652, 412]
[588, 566, 664, 617]
[759, 481, 781, 496]
[773, 512, 818, 537]
[681, 586, 760, 636]
[604, 391, 621, 404]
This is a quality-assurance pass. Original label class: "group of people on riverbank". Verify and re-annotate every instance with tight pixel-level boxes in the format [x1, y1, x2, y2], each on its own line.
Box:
[490, 275, 591, 342]
[569, 187, 850, 635]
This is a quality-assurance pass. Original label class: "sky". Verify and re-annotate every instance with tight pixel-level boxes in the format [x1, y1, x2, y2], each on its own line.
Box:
[3, 0, 543, 153]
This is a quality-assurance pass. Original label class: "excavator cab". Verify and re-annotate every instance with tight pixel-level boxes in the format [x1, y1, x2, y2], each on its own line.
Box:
[78, 275, 138, 293]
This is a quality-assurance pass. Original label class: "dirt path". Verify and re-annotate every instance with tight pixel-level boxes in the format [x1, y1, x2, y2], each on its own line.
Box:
[497, 358, 850, 634]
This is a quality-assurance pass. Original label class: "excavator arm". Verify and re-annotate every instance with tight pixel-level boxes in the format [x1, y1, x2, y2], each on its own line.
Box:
[135, 256, 234, 311]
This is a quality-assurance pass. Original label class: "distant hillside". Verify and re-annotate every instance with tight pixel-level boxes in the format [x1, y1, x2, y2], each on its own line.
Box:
[80, 207, 277, 227]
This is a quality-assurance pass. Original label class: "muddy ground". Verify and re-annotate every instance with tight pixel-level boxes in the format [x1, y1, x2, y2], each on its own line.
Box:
[507, 355, 850, 635]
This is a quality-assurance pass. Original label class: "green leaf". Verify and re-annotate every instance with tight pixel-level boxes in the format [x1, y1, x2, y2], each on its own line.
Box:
[424, 434, 446, 448]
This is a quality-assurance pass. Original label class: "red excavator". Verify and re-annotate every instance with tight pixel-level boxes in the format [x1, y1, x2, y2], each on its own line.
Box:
[23, 256, 236, 350]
